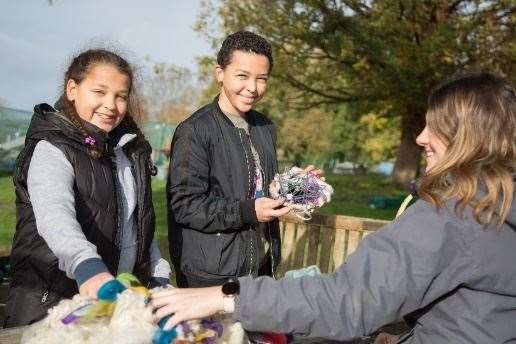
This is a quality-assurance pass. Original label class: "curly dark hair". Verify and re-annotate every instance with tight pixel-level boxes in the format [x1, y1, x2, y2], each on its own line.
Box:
[216, 31, 273, 72]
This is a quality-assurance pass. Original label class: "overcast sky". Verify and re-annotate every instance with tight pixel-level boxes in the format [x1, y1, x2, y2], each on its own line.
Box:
[0, 0, 213, 111]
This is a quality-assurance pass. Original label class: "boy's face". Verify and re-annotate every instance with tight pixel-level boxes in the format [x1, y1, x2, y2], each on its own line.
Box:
[216, 50, 270, 116]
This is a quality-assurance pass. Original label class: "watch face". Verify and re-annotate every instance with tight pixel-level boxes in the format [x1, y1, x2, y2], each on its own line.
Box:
[222, 280, 240, 295]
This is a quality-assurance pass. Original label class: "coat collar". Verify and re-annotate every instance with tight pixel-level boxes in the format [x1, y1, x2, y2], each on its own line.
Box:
[212, 95, 257, 128]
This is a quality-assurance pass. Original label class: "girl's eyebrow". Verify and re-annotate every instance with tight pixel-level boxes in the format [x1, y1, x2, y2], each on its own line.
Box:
[92, 83, 128, 93]
[91, 83, 108, 89]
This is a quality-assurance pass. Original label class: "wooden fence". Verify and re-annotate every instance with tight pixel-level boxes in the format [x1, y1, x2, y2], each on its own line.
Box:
[277, 214, 389, 276]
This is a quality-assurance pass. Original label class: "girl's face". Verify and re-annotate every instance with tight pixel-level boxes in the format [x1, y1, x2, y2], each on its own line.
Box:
[66, 64, 130, 133]
[215, 50, 270, 116]
[416, 124, 448, 172]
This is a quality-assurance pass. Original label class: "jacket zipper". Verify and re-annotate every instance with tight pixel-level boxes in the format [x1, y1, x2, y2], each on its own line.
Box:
[120, 143, 151, 277]
[108, 143, 122, 269]
[41, 269, 61, 303]
[249, 132, 276, 278]
[268, 223, 276, 278]
[133, 151, 146, 266]
[238, 130, 256, 276]
[261, 162, 276, 279]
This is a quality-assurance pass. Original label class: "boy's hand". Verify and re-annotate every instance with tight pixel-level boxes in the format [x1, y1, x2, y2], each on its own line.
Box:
[255, 197, 289, 222]
[79, 272, 115, 299]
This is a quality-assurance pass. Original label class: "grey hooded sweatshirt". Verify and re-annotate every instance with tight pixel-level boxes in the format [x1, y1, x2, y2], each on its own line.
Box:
[233, 198, 516, 343]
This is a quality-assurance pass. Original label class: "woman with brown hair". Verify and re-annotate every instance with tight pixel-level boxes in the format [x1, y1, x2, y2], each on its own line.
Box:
[152, 72, 516, 343]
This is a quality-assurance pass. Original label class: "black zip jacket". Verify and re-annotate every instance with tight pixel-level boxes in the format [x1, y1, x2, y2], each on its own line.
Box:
[167, 99, 281, 286]
[5, 103, 156, 327]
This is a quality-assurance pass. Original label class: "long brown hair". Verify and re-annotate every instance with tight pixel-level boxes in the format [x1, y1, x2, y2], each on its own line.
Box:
[418, 72, 516, 226]
[61, 49, 144, 158]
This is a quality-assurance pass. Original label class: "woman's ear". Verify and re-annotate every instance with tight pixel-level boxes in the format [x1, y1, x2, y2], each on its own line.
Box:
[66, 79, 78, 101]
[214, 65, 224, 84]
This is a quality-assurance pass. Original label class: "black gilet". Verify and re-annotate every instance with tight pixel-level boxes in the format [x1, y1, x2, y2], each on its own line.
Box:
[5, 103, 156, 327]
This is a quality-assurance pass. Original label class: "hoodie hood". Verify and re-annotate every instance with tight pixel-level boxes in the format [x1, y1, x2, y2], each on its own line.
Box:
[506, 176, 516, 228]
[508, 201, 516, 228]
[27, 103, 95, 150]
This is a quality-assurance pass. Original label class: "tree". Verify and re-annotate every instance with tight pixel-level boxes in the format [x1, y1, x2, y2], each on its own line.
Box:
[196, 0, 516, 185]
[142, 61, 201, 124]
[278, 108, 332, 166]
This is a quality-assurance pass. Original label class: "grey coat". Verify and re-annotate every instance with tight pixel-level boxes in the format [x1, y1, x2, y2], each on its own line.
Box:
[234, 198, 516, 343]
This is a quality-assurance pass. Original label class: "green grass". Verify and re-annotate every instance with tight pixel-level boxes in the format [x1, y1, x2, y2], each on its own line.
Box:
[0, 173, 407, 249]
[0, 172, 15, 246]
[152, 178, 170, 262]
[316, 174, 406, 220]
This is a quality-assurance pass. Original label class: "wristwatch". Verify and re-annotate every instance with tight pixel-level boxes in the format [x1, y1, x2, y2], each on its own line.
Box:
[221, 279, 240, 314]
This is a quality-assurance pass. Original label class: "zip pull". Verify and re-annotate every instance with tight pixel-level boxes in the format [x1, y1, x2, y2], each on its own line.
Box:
[41, 291, 49, 303]
[148, 158, 157, 176]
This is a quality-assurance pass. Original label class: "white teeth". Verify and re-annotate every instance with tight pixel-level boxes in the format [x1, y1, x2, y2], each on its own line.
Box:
[96, 113, 114, 120]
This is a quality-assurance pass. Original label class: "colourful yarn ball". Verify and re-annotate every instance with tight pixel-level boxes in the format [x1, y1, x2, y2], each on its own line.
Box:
[153, 315, 178, 344]
[97, 279, 127, 301]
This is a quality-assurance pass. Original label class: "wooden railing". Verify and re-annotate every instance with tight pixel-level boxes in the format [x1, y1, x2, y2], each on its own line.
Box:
[278, 214, 389, 276]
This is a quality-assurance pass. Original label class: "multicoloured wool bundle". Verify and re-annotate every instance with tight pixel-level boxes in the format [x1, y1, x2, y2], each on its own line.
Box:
[269, 166, 333, 220]
[21, 274, 244, 344]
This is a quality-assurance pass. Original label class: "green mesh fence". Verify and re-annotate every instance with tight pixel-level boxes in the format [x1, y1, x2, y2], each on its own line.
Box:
[0, 106, 176, 171]
[140, 122, 176, 167]
[0, 106, 31, 171]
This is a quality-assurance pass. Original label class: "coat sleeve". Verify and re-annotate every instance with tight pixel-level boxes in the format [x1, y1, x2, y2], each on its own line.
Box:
[167, 121, 257, 233]
[149, 238, 172, 280]
[27, 140, 105, 280]
[233, 201, 475, 340]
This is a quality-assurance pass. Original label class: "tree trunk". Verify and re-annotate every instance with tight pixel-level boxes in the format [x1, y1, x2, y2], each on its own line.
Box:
[391, 112, 425, 186]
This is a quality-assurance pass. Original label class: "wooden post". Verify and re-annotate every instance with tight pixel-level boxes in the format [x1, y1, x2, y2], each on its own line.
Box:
[292, 222, 308, 268]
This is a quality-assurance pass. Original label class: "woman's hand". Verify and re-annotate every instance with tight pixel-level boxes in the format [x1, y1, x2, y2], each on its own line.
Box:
[255, 197, 290, 222]
[150, 286, 225, 330]
[79, 272, 114, 299]
[373, 333, 400, 344]
[303, 165, 325, 180]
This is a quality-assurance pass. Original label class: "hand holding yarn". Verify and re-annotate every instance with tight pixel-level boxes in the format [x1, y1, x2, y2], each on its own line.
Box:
[269, 166, 333, 221]
[78, 271, 115, 299]
[62, 273, 150, 325]
[255, 197, 290, 222]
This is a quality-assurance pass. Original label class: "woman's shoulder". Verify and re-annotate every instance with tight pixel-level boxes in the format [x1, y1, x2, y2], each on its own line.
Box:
[400, 198, 472, 225]
[384, 198, 475, 245]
